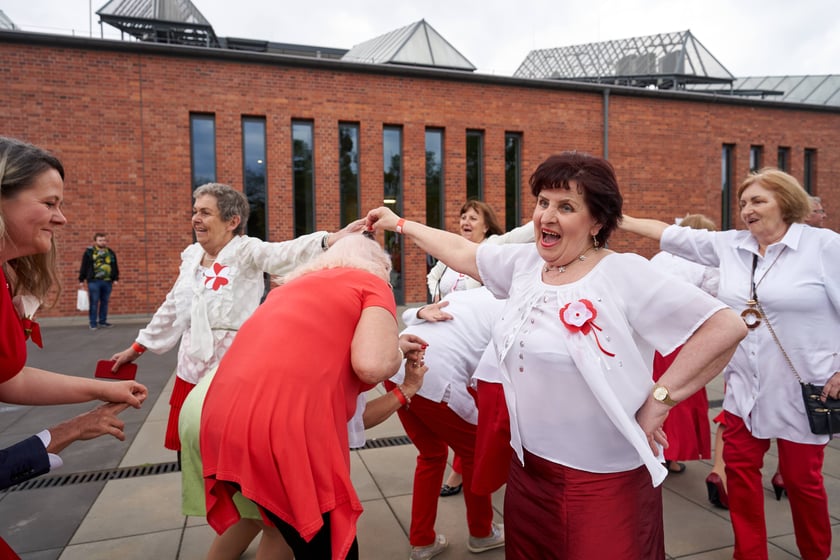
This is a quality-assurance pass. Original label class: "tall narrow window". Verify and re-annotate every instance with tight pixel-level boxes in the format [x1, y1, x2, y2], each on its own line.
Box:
[721, 144, 735, 230]
[505, 133, 523, 231]
[190, 114, 216, 190]
[383, 126, 403, 304]
[803, 149, 816, 193]
[292, 120, 315, 237]
[425, 129, 444, 231]
[749, 145, 763, 173]
[242, 117, 267, 240]
[466, 130, 484, 200]
[339, 123, 360, 226]
[778, 147, 790, 172]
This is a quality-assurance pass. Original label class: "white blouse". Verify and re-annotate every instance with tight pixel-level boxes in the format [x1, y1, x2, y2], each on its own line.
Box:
[394, 287, 504, 424]
[477, 243, 725, 486]
[661, 222, 840, 444]
[135, 233, 325, 384]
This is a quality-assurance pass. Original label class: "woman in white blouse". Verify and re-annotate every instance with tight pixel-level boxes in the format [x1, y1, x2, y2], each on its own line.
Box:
[621, 168, 840, 560]
[365, 152, 746, 559]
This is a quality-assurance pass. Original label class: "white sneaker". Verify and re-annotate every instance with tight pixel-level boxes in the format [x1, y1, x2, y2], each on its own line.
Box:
[410, 534, 448, 560]
[467, 522, 505, 553]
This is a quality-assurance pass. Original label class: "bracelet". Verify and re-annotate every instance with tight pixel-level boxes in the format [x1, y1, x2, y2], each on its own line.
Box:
[395, 218, 406, 234]
[393, 386, 410, 408]
[131, 341, 146, 354]
[321, 233, 330, 251]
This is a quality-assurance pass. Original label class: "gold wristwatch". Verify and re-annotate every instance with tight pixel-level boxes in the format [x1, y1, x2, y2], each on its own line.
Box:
[652, 384, 679, 406]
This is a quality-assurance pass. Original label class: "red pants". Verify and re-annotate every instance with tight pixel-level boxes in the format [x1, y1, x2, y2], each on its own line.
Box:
[386, 382, 493, 547]
[723, 411, 831, 560]
[505, 450, 663, 560]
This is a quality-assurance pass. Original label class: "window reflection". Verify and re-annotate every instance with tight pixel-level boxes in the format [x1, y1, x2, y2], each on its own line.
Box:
[292, 121, 315, 237]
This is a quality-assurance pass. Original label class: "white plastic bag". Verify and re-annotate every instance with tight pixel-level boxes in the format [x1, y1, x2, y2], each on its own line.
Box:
[76, 289, 89, 312]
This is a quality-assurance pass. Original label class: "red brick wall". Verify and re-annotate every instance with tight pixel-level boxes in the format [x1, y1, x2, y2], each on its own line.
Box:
[2, 36, 838, 316]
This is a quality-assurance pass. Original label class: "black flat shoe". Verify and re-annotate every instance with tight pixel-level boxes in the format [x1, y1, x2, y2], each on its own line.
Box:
[440, 483, 462, 497]
[665, 460, 686, 474]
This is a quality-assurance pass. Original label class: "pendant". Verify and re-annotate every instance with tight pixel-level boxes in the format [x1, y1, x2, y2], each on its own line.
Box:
[740, 300, 762, 329]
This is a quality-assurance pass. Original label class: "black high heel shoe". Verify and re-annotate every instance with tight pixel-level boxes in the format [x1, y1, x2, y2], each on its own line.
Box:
[771, 471, 785, 501]
[705, 473, 729, 509]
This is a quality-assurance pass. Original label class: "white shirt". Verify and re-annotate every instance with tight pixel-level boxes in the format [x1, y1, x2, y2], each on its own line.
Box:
[661, 222, 840, 444]
[136, 233, 325, 384]
[477, 243, 725, 486]
[393, 288, 504, 424]
[649, 251, 719, 297]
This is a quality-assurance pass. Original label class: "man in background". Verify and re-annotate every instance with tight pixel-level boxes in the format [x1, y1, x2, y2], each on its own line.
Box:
[79, 233, 119, 330]
[805, 195, 827, 227]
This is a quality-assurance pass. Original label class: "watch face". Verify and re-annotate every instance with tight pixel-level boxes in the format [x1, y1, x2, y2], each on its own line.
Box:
[653, 386, 667, 401]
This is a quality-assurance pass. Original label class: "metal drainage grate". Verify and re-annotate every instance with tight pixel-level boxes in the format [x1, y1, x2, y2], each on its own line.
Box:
[3, 436, 413, 492]
[2, 461, 180, 493]
[360, 435, 412, 449]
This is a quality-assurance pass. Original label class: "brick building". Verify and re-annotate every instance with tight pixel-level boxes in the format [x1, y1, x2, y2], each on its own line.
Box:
[1, 28, 837, 317]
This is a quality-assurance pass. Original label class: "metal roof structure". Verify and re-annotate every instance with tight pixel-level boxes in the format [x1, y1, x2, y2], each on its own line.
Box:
[342, 19, 475, 71]
[688, 75, 840, 107]
[0, 10, 18, 31]
[97, 0, 218, 47]
[514, 30, 734, 89]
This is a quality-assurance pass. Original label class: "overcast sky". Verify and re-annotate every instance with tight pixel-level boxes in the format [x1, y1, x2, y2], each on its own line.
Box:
[4, 0, 838, 77]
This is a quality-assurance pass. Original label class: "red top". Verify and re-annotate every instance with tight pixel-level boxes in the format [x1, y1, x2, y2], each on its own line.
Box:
[0, 268, 26, 383]
[201, 268, 396, 560]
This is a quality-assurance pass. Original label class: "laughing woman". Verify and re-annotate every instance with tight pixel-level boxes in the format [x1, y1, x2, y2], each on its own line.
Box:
[621, 168, 840, 560]
[365, 151, 746, 559]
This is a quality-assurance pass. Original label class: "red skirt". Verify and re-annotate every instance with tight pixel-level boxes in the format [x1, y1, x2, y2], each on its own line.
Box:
[166, 376, 196, 451]
[653, 347, 711, 461]
[505, 450, 664, 559]
[0, 537, 20, 559]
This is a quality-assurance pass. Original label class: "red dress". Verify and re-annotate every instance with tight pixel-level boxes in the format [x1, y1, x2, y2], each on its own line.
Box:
[653, 346, 711, 461]
[201, 268, 395, 560]
[1, 269, 27, 559]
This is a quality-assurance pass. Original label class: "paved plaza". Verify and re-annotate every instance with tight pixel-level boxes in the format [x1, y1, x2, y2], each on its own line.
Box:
[1, 317, 838, 559]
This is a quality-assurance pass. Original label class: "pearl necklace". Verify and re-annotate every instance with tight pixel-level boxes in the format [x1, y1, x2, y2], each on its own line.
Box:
[543, 246, 596, 273]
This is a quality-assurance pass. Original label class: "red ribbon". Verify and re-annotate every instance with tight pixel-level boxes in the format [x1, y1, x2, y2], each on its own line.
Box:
[21, 317, 43, 348]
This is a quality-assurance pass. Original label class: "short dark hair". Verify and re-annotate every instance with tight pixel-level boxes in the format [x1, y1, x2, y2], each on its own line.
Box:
[529, 152, 623, 246]
[94, 232, 107, 240]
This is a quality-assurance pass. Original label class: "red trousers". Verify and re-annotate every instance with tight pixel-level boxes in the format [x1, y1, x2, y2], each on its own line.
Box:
[723, 411, 831, 560]
[386, 382, 494, 547]
[505, 450, 663, 560]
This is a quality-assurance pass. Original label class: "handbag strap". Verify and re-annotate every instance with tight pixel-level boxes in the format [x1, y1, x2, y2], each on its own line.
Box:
[751, 254, 804, 385]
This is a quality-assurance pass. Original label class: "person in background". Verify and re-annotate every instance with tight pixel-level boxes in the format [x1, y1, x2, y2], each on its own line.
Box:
[365, 151, 746, 559]
[649, 213, 720, 475]
[804, 195, 826, 227]
[621, 167, 840, 560]
[425, 199, 533, 497]
[394, 287, 505, 560]
[201, 234, 417, 560]
[0, 136, 148, 559]
[78, 232, 119, 329]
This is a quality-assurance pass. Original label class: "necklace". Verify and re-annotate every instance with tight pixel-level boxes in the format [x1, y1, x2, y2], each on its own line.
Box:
[544, 246, 596, 273]
[741, 247, 786, 329]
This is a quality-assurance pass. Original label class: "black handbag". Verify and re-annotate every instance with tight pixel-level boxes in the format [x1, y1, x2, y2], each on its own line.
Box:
[800, 383, 840, 436]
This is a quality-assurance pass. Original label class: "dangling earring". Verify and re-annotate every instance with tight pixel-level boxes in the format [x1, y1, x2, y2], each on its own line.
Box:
[592, 235, 600, 250]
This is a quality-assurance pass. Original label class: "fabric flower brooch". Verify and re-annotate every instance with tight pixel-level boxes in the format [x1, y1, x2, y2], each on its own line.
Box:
[14, 294, 43, 348]
[559, 299, 614, 357]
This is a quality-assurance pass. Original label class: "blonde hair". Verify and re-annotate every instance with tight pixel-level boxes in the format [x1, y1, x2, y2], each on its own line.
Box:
[679, 213, 716, 231]
[283, 234, 392, 284]
[737, 168, 810, 225]
[0, 137, 64, 304]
